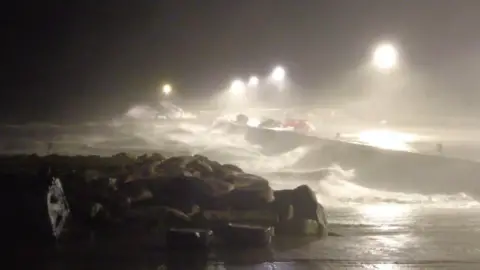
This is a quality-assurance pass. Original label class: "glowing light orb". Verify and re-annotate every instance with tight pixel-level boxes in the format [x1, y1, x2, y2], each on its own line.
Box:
[372, 43, 398, 70]
[229, 79, 246, 95]
[270, 66, 286, 82]
[248, 76, 259, 87]
[162, 84, 172, 95]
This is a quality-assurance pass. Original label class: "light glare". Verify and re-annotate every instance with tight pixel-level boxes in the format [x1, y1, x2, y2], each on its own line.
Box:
[229, 79, 246, 95]
[271, 66, 286, 82]
[357, 129, 417, 152]
[248, 76, 259, 87]
[372, 43, 398, 70]
[162, 84, 172, 95]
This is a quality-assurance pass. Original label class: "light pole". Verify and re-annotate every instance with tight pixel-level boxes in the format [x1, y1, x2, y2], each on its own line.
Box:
[369, 42, 401, 116]
[268, 65, 287, 103]
[265, 65, 288, 107]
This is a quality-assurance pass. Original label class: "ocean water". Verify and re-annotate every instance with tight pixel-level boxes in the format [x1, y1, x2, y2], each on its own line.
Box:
[8, 118, 480, 269]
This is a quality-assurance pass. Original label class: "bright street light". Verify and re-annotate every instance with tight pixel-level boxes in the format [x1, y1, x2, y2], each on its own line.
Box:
[162, 84, 172, 95]
[229, 79, 246, 95]
[269, 65, 287, 91]
[372, 43, 398, 71]
[248, 76, 259, 87]
[270, 66, 286, 82]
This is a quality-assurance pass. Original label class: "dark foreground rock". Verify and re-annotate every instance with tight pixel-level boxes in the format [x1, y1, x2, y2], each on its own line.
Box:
[4, 153, 328, 249]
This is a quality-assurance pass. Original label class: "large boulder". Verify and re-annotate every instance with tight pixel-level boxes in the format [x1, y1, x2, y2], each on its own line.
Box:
[221, 164, 243, 174]
[219, 173, 274, 209]
[142, 156, 193, 178]
[125, 155, 273, 210]
[273, 185, 328, 237]
[121, 174, 259, 210]
[185, 156, 218, 178]
[146, 155, 217, 178]
[188, 155, 241, 179]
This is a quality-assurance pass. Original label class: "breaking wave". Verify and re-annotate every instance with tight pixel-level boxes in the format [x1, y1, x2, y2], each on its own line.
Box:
[0, 119, 478, 209]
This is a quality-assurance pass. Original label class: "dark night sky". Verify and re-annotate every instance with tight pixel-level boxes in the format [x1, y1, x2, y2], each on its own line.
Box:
[3, 0, 480, 123]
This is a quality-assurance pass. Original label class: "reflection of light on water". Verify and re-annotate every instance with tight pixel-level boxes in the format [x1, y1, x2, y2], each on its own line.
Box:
[372, 263, 403, 270]
[262, 262, 404, 270]
[357, 129, 418, 152]
[360, 204, 412, 223]
[359, 204, 418, 262]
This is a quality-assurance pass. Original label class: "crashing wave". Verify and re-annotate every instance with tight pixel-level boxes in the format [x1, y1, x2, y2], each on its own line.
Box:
[123, 102, 197, 122]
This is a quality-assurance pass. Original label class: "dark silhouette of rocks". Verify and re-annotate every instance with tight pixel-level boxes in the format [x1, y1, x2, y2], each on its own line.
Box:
[4, 153, 329, 249]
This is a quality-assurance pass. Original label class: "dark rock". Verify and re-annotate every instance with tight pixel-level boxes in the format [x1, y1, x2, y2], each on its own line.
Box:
[275, 204, 294, 223]
[259, 118, 283, 129]
[292, 185, 327, 225]
[276, 219, 321, 236]
[272, 185, 327, 237]
[202, 209, 278, 225]
[3, 152, 330, 246]
[128, 188, 155, 204]
[151, 156, 194, 177]
[125, 205, 199, 224]
[112, 152, 133, 161]
[220, 189, 272, 210]
[132, 153, 166, 176]
[221, 173, 274, 209]
[215, 247, 274, 266]
[235, 114, 249, 125]
[218, 223, 274, 247]
[222, 163, 243, 174]
[165, 249, 209, 269]
[191, 155, 243, 179]
[122, 176, 212, 212]
[166, 228, 213, 249]
[122, 172, 270, 213]
[150, 153, 166, 161]
[224, 173, 269, 188]
[136, 154, 149, 163]
[187, 156, 214, 176]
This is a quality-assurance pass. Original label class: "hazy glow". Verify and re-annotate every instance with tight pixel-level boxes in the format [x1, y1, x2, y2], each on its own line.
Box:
[229, 79, 246, 95]
[357, 129, 417, 152]
[270, 66, 286, 82]
[372, 43, 398, 70]
[214, 114, 259, 127]
[360, 204, 411, 221]
[125, 105, 158, 119]
[247, 117, 261, 127]
[162, 84, 172, 95]
[248, 76, 259, 87]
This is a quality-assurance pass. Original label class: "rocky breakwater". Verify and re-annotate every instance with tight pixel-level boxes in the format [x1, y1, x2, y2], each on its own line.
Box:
[4, 153, 328, 250]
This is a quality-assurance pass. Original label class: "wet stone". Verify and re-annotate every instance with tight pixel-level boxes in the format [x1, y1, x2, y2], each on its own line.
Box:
[4, 152, 329, 248]
[218, 223, 274, 247]
[272, 185, 328, 237]
[166, 228, 213, 249]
